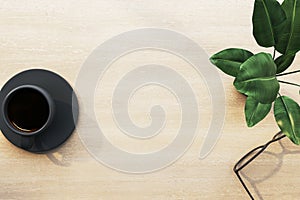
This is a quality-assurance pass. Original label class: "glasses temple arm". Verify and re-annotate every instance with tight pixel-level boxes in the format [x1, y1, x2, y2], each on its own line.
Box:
[233, 131, 286, 199]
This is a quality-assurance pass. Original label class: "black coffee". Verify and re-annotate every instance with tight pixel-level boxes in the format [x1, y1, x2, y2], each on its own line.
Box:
[6, 88, 49, 133]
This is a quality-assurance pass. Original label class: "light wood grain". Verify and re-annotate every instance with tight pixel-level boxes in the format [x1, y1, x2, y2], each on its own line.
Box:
[0, 0, 299, 199]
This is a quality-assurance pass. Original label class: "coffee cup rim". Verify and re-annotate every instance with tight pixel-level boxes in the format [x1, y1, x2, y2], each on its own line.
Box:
[2, 84, 55, 136]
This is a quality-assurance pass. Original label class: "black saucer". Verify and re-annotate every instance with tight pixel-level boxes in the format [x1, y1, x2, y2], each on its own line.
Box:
[0, 69, 78, 153]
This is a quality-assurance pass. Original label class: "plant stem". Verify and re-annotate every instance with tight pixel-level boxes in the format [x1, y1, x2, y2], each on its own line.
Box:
[273, 48, 276, 59]
[278, 80, 300, 88]
[277, 70, 300, 77]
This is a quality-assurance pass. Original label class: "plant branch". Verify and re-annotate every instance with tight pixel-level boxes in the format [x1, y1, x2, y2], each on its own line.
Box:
[277, 70, 300, 77]
[278, 80, 300, 88]
[272, 48, 276, 60]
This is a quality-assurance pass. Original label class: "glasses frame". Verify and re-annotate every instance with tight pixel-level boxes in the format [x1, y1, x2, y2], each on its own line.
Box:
[233, 131, 286, 200]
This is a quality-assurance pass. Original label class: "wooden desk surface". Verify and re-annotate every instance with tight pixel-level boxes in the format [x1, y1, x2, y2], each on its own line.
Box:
[0, 0, 299, 199]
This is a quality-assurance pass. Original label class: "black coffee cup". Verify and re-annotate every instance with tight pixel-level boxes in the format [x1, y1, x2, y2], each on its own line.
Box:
[0, 69, 78, 152]
[2, 85, 55, 136]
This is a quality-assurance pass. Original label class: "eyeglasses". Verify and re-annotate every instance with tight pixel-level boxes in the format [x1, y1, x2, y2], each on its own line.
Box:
[233, 131, 286, 199]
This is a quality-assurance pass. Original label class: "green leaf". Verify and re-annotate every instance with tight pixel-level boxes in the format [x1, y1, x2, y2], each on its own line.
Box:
[274, 96, 300, 144]
[275, 0, 300, 54]
[234, 53, 280, 103]
[245, 97, 272, 127]
[252, 0, 287, 47]
[275, 53, 296, 73]
[209, 48, 254, 77]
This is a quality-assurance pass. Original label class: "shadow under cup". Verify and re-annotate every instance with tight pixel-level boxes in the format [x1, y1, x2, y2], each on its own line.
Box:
[2, 85, 55, 136]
